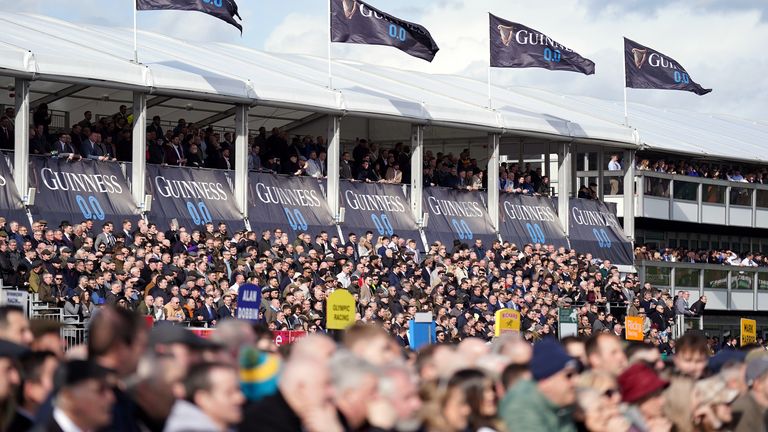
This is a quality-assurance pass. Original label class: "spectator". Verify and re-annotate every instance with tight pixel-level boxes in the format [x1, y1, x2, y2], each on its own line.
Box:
[675, 291, 695, 317]
[617, 363, 672, 431]
[500, 339, 578, 432]
[164, 362, 245, 432]
[0, 306, 33, 347]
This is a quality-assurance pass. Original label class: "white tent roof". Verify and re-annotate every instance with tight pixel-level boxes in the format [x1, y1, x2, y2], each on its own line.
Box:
[0, 12, 766, 162]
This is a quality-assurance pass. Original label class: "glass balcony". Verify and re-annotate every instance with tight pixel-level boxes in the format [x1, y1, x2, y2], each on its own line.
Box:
[637, 260, 768, 311]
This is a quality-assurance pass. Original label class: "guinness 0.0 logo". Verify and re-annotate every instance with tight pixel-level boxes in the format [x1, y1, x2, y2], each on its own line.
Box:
[498, 24, 514, 46]
[343, 0, 357, 19]
[632, 48, 647, 69]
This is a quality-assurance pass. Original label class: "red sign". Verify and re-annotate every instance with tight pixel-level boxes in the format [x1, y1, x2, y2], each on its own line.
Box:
[272, 330, 307, 346]
[188, 328, 216, 339]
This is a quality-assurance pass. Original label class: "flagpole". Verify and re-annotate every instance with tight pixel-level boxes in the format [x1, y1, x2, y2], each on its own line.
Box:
[487, 17, 492, 110]
[622, 42, 628, 126]
[327, 0, 333, 90]
[133, 0, 139, 63]
[487, 67, 492, 110]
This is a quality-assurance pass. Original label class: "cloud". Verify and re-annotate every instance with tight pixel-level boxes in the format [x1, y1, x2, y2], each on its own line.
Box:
[264, 0, 768, 119]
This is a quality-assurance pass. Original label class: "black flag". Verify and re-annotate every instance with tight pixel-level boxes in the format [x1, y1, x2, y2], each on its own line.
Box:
[137, 0, 242, 33]
[330, 0, 439, 62]
[489, 14, 595, 75]
[624, 38, 710, 95]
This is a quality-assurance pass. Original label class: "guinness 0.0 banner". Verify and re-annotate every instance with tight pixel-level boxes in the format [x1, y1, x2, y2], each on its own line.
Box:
[247, 172, 334, 236]
[137, 0, 242, 32]
[490, 14, 595, 75]
[331, 0, 439, 62]
[339, 180, 419, 241]
[145, 165, 244, 231]
[567, 198, 633, 265]
[28, 157, 137, 225]
[624, 37, 711, 95]
[423, 188, 496, 248]
[0, 156, 27, 226]
[499, 194, 567, 248]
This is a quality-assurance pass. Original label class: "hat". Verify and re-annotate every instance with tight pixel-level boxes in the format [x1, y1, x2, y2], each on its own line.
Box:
[67, 257, 77, 264]
[708, 349, 747, 374]
[148, 323, 219, 350]
[37, 220, 48, 226]
[40, 249, 52, 256]
[59, 247, 71, 254]
[148, 257, 160, 264]
[53, 360, 110, 392]
[239, 347, 281, 401]
[746, 357, 768, 387]
[618, 363, 669, 403]
[694, 376, 739, 406]
[530, 340, 577, 381]
[0, 339, 28, 358]
[101, 256, 112, 264]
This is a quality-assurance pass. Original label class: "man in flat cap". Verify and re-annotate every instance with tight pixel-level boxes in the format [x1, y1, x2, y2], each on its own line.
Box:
[33, 360, 115, 432]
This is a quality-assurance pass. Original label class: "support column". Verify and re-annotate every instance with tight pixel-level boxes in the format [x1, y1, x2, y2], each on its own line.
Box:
[487, 133, 500, 233]
[558, 141, 572, 236]
[131, 92, 147, 210]
[13, 79, 30, 201]
[597, 150, 605, 200]
[327, 116, 341, 221]
[234, 104, 249, 218]
[410, 125, 424, 225]
[623, 148, 636, 240]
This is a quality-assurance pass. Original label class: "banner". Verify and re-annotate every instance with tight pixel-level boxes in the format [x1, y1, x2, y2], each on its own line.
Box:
[0, 156, 27, 226]
[494, 308, 521, 336]
[28, 157, 137, 226]
[236, 284, 261, 322]
[137, 0, 242, 32]
[326, 289, 356, 330]
[625, 316, 644, 341]
[490, 14, 595, 75]
[331, 0, 439, 62]
[248, 172, 334, 237]
[145, 165, 244, 231]
[741, 318, 757, 347]
[273, 330, 307, 346]
[423, 187, 496, 248]
[624, 37, 711, 95]
[566, 198, 633, 265]
[499, 193, 567, 248]
[339, 180, 419, 242]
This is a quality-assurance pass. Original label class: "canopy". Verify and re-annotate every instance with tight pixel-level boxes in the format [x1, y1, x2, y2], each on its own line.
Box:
[0, 12, 766, 162]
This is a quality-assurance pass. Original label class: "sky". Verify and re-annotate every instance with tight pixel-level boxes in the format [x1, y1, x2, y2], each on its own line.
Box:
[0, 0, 766, 120]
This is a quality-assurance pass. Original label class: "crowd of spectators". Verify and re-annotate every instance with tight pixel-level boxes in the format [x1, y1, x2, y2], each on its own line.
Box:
[636, 156, 768, 184]
[635, 244, 768, 268]
[0, 299, 766, 431]
[0, 211, 761, 431]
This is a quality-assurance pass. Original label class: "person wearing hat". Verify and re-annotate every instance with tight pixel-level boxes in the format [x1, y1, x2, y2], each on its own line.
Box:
[728, 356, 768, 432]
[34, 360, 115, 432]
[617, 363, 671, 432]
[500, 339, 578, 432]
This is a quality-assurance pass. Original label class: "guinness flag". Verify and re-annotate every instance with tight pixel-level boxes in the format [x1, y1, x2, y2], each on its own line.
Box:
[489, 14, 595, 75]
[624, 38, 711, 95]
[330, 0, 439, 62]
[137, 0, 242, 32]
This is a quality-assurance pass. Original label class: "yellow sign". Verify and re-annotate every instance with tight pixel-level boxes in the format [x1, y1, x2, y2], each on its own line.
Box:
[625, 316, 644, 341]
[741, 318, 757, 347]
[326, 289, 357, 330]
[494, 309, 521, 337]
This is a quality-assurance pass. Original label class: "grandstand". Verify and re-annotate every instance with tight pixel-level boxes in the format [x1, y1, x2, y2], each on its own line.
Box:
[0, 11, 767, 342]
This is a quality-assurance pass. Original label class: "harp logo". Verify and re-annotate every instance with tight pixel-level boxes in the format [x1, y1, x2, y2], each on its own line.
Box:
[498, 24, 514, 46]
[342, 0, 357, 19]
[631, 48, 648, 69]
